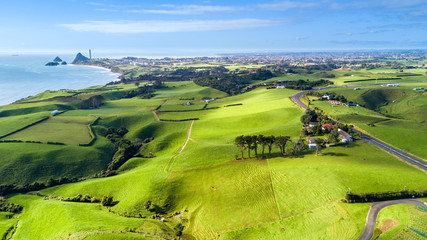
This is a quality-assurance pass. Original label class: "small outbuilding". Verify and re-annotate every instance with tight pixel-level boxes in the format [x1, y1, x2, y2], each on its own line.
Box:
[51, 110, 59, 115]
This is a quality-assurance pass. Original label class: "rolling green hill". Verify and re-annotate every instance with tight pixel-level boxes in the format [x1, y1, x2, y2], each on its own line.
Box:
[0, 81, 425, 239]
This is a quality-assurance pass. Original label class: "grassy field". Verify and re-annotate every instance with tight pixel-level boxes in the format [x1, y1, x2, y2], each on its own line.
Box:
[0, 111, 51, 137]
[0, 78, 426, 239]
[4, 116, 96, 145]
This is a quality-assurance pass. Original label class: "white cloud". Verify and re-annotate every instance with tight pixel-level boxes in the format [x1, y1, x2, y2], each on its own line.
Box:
[128, 4, 242, 15]
[58, 19, 287, 33]
[258, 1, 319, 10]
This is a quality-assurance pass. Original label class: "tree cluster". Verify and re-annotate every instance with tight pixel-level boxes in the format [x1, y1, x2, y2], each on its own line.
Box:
[346, 190, 427, 203]
[279, 79, 333, 90]
[235, 135, 291, 159]
[78, 95, 104, 109]
[105, 127, 140, 171]
[44, 194, 101, 203]
[307, 91, 348, 103]
[0, 197, 23, 213]
[193, 69, 274, 95]
[121, 85, 155, 99]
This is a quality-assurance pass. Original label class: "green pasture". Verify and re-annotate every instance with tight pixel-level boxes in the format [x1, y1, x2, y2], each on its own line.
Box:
[4, 116, 95, 145]
[159, 99, 206, 111]
[7, 194, 145, 240]
[0, 111, 50, 137]
[154, 81, 228, 99]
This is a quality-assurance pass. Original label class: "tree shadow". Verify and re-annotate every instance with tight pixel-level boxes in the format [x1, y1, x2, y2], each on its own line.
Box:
[322, 152, 348, 157]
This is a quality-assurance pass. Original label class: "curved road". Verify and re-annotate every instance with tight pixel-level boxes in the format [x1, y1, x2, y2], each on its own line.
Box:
[357, 199, 427, 240]
[290, 90, 427, 171]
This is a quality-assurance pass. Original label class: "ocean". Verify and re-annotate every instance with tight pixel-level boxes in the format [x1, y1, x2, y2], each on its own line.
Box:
[0, 54, 119, 106]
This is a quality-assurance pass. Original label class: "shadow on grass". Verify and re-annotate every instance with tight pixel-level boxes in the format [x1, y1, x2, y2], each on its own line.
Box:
[322, 152, 348, 157]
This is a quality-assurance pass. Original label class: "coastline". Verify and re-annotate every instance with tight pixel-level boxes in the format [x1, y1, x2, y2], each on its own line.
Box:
[0, 57, 121, 106]
[71, 64, 121, 80]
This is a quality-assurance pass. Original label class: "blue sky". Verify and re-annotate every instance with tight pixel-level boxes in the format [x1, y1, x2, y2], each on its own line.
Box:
[0, 0, 426, 56]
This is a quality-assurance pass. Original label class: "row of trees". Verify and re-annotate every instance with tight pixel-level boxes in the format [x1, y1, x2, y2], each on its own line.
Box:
[346, 190, 427, 203]
[234, 135, 293, 159]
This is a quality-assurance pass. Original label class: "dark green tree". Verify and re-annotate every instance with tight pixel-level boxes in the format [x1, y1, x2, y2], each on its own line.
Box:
[257, 135, 267, 158]
[251, 135, 259, 157]
[266, 136, 276, 157]
[234, 135, 245, 160]
[275, 136, 291, 155]
[244, 135, 254, 158]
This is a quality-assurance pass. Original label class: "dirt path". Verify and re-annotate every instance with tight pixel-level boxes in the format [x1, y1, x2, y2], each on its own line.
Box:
[165, 120, 195, 172]
[152, 100, 168, 122]
[152, 110, 161, 122]
[178, 120, 194, 154]
[357, 199, 427, 240]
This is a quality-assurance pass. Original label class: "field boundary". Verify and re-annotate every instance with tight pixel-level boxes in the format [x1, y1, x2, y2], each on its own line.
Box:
[79, 117, 100, 147]
[0, 116, 50, 139]
[266, 158, 282, 220]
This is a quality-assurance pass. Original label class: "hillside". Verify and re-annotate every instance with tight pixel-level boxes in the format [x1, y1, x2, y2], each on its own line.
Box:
[0, 80, 425, 239]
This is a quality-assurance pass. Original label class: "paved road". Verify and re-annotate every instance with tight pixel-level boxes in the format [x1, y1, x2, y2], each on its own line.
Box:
[290, 89, 427, 171]
[357, 199, 427, 240]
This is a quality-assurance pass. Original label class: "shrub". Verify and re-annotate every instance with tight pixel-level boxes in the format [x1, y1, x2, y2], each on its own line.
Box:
[101, 195, 114, 206]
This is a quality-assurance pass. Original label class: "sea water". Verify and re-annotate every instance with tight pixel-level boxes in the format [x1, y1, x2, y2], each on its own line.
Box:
[0, 54, 119, 106]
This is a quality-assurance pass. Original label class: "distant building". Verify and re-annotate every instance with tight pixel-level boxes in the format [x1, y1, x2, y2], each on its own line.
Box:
[322, 94, 330, 100]
[347, 103, 359, 107]
[354, 87, 360, 90]
[386, 84, 399, 87]
[51, 110, 59, 115]
[413, 87, 425, 90]
[338, 129, 353, 143]
[186, 102, 192, 105]
[330, 100, 345, 105]
[205, 99, 215, 103]
[276, 86, 285, 89]
[308, 122, 319, 127]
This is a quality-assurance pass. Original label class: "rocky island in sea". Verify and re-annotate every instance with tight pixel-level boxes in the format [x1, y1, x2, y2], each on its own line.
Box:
[45, 56, 67, 66]
[72, 53, 89, 64]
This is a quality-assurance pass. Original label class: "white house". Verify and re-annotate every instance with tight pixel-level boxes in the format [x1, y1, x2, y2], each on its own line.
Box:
[276, 86, 285, 89]
[51, 110, 59, 115]
[322, 94, 330, 100]
[386, 84, 399, 87]
[338, 129, 353, 143]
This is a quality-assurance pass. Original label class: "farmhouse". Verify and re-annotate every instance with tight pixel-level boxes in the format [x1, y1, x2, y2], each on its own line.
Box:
[322, 94, 330, 100]
[386, 84, 399, 87]
[322, 123, 333, 131]
[308, 122, 319, 127]
[276, 86, 285, 89]
[51, 110, 59, 115]
[186, 102, 192, 105]
[338, 129, 353, 143]
[306, 137, 322, 149]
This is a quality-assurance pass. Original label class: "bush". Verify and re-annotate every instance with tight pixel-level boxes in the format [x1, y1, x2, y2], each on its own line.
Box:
[0, 197, 23, 213]
[101, 195, 114, 206]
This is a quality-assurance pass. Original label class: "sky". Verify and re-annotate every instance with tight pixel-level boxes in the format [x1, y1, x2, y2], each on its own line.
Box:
[0, 0, 426, 57]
